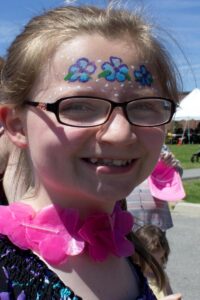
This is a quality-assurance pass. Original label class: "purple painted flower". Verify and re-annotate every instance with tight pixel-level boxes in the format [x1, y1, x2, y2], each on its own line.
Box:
[98, 56, 131, 82]
[134, 65, 153, 86]
[64, 57, 97, 82]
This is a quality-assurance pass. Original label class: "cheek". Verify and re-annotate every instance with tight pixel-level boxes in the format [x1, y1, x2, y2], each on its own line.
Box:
[138, 126, 165, 155]
[135, 126, 165, 177]
[25, 110, 95, 155]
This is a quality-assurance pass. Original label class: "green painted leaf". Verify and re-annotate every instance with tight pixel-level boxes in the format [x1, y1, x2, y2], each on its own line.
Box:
[64, 72, 73, 81]
[126, 73, 131, 81]
[98, 70, 111, 78]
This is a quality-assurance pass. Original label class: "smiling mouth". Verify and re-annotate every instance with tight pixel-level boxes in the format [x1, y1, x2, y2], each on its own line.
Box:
[83, 158, 133, 167]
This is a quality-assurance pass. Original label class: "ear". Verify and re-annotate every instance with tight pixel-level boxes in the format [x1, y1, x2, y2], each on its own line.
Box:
[0, 107, 27, 148]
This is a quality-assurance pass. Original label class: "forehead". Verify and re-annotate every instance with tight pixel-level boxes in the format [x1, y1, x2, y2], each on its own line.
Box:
[31, 34, 160, 101]
[55, 34, 138, 63]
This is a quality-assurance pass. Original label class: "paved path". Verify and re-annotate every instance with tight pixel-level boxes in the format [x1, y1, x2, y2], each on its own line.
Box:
[166, 205, 200, 300]
[182, 168, 200, 180]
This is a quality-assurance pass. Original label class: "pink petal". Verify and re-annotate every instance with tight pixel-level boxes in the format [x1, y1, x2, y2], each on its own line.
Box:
[9, 228, 30, 249]
[39, 236, 67, 265]
[64, 237, 85, 256]
[26, 226, 47, 250]
[87, 242, 109, 262]
[114, 211, 134, 234]
[60, 209, 81, 235]
[114, 234, 134, 257]
[32, 205, 63, 227]
[79, 214, 111, 243]
[25, 205, 67, 245]
[0, 207, 13, 234]
[10, 202, 35, 221]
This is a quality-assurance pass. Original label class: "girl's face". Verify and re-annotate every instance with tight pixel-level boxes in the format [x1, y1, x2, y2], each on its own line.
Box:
[21, 34, 165, 213]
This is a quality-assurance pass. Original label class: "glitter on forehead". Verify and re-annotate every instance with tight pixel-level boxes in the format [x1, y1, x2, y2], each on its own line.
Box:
[114, 93, 119, 97]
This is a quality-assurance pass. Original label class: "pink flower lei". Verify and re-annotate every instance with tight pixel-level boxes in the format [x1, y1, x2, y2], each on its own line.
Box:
[0, 202, 134, 265]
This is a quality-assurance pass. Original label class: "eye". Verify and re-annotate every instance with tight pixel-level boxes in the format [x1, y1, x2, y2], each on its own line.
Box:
[131, 99, 168, 113]
[60, 100, 97, 115]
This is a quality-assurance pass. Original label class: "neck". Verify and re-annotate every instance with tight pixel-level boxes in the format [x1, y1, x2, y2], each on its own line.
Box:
[21, 185, 117, 217]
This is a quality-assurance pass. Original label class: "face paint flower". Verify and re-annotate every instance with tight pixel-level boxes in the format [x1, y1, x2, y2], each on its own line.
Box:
[98, 56, 131, 82]
[134, 65, 153, 86]
[64, 57, 97, 83]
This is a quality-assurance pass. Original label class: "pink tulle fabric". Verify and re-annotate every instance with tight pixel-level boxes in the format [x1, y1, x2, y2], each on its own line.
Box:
[0, 202, 134, 265]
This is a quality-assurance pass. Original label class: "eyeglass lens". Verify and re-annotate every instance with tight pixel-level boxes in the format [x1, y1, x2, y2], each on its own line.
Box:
[58, 97, 172, 127]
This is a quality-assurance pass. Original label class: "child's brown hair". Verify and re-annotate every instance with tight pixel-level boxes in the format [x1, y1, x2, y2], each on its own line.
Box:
[135, 224, 170, 269]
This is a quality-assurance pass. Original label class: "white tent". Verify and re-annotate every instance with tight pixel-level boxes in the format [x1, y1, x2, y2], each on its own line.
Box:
[173, 88, 200, 121]
[172, 88, 200, 144]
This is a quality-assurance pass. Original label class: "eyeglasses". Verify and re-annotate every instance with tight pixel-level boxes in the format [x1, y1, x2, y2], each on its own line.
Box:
[26, 96, 176, 127]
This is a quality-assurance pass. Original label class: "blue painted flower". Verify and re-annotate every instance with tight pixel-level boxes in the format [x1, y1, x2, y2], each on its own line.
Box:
[98, 56, 131, 82]
[64, 58, 97, 83]
[134, 65, 153, 86]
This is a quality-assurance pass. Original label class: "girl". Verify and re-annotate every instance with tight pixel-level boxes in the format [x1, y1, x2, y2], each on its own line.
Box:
[0, 4, 180, 299]
[135, 225, 182, 300]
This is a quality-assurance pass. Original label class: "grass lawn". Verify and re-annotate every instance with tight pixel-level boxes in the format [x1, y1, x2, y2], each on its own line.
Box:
[167, 144, 200, 204]
[167, 144, 200, 169]
[183, 179, 200, 204]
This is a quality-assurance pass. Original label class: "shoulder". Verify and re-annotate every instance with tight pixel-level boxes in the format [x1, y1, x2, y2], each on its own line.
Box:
[0, 235, 82, 299]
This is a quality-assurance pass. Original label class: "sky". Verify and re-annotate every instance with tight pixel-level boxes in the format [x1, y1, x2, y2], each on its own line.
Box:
[0, 0, 199, 92]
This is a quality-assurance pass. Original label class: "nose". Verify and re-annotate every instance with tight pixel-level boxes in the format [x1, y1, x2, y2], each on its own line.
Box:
[96, 108, 136, 145]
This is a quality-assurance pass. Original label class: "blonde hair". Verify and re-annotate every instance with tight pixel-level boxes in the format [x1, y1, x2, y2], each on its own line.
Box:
[0, 56, 31, 203]
[1, 5, 181, 106]
[0, 132, 31, 203]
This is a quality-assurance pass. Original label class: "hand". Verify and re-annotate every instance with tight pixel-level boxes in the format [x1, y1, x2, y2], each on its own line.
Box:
[160, 152, 181, 169]
[161, 293, 182, 300]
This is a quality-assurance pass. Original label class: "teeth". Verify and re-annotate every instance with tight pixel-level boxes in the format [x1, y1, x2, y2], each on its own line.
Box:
[113, 159, 126, 166]
[90, 158, 98, 164]
[88, 158, 132, 166]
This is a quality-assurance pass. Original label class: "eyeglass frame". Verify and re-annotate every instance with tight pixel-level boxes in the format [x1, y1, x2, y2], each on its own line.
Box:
[26, 95, 177, 128]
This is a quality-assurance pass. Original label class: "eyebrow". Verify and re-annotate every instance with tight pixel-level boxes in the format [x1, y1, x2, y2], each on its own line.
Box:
[59, 85, 111, 99]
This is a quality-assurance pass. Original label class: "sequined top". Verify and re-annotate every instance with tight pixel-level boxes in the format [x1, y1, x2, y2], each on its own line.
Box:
[0, 235, 157, 300]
